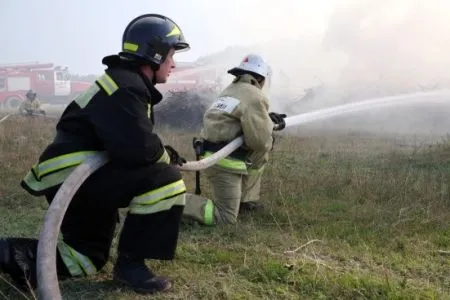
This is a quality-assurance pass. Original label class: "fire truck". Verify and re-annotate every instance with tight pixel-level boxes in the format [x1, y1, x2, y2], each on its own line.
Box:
[0, 62, 90, 110]
[0, 60, 229, 111]
[157, 61, 229, 94]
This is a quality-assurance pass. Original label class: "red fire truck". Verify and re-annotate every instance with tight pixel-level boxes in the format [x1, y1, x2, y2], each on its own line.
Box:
[0, 60, 229, 111]
[157, 61, 228, 94]
[0, 62, 90, 110]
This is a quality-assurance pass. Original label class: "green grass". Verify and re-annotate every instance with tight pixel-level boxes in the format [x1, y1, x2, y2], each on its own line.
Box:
[0, 115, 449, 299]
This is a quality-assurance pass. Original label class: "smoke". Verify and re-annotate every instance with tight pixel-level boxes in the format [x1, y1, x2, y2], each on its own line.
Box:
[298, 0, 450, 138]
[178, 0, 450, 138]
[4, 0, 449, 138]
[321, 0, 450, 95]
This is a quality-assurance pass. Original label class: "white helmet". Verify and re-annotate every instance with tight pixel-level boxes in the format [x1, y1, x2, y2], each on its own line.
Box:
[227, 54, 271, 80]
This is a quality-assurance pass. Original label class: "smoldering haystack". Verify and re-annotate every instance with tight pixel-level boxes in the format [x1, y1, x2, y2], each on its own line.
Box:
[153, 88, 219, 131]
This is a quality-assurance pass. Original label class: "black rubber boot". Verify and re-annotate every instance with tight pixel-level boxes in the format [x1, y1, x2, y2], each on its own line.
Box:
[112, 254, 172, 294]
[0, 239, 10, 273]
[239, 201, 264, 213]
[0, 238, 38, 290]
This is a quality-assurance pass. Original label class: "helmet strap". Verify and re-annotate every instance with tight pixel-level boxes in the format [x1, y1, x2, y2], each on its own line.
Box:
[150, 63, 160, 85]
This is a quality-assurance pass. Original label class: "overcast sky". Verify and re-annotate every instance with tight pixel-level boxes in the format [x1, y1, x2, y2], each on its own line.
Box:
[1, 0, 335, 74]
[2, 0, 450, 94]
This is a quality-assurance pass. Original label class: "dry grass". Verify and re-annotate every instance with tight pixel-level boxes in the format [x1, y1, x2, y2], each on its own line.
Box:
[0, 114, 449, 299]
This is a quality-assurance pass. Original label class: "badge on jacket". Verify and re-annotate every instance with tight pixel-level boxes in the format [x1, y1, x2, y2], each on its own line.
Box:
[209, 96, 240, 114]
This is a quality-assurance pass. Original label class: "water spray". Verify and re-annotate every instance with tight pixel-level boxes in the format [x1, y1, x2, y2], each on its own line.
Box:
[0, 115, 10, 123]
[283, 89, 450, 128]
[37, 89, 450, 299]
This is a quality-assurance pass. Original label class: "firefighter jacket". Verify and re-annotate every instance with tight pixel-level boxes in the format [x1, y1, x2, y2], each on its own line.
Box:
[21, 64, 171, 196]
[200, 74, 274, 174]
[22, 98, 41, 111]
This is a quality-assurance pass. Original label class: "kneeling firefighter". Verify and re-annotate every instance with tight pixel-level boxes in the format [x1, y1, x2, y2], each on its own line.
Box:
[0, 14, 190, 294]
[21, 89, 46, 116]
[183, 54, 287, 225]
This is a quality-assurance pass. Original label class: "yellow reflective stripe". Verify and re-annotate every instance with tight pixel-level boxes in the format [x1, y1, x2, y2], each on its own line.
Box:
[166, 25, 181, 37]
[202, 151, 247, 172]
[248, 165, 265, 175]
[23, 166, 77, 192]
[24, 101, 40, 110]
[147, 104, 152, 118]
[34, 151, 98, 179]
[58, 242, 83, 276]
[24, 150, 100, 193]
[130, 194, 185, 214]
[204, 199, 214, 225]
[71, 251, 97, 275]
[75, 83, 100, 108]
[123, 42, 138, 52]
[131, 179, 186, 206]
[216, 158, 247, 171]
[157, 149, 170, 164]
[96, 73, 119, 96]
[58, 242, 97, 276]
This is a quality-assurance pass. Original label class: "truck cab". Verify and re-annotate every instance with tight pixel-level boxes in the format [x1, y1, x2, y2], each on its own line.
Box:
[0, 62, 77, 109]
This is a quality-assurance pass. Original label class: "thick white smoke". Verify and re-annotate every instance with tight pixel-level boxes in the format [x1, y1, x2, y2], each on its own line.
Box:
[158, 1, 450, 138]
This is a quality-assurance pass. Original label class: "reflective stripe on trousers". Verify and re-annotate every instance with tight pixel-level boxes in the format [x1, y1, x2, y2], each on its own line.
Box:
[204, 199, 214, 225]
[129, 179, 187, 214]
[58, 241, 97, 276]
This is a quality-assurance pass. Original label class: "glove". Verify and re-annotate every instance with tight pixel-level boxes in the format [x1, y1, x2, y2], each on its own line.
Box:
[269, 112, 287, 131]
[164, 145, 187, 166]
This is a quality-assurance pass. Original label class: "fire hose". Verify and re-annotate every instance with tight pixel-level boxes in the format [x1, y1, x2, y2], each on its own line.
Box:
[34, 88, 450, 299]
[36, 134, 247, 299]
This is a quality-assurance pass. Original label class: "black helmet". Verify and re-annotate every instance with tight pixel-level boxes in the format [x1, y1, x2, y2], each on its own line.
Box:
[26, 89, 36, 99]
[120, 14, 190, 66]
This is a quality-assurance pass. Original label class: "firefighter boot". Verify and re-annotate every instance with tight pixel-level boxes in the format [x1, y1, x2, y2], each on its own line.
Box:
[239, 201, 264, 213]
[0, 238, 38, 290]
[112, 253, 172, 294]
[0, 239, 10, 274]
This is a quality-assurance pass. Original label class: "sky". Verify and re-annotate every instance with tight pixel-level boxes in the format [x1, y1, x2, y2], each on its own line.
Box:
[3, 0, 450, 136]
[2, 0, 450, 95]
[1, 0, 336, 74]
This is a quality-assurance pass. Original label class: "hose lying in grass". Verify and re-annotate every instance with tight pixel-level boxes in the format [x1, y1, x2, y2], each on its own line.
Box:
[36, 136, 246, 300]
[36, 112, 302, 299]
[35, 89, 450, 299]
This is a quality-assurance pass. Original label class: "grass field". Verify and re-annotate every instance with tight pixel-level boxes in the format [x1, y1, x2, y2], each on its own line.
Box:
[0, 115, 449, 299]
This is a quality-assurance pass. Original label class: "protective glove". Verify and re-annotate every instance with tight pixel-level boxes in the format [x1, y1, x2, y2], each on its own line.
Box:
[164, 145, 187, 166]
[269, 112, 287, 131]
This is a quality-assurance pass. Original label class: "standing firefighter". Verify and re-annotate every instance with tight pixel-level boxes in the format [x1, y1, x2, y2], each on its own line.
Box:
[183, 54, 287, 225]
[0, 14, 190, 294]
[20, 89, 46, 116]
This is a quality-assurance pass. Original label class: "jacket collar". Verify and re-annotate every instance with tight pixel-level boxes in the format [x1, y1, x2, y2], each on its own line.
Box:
[102, 54, 163, 105]
[233, 74, 263, 89]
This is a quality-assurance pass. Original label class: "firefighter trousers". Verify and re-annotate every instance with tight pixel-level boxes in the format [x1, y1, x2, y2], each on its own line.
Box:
[9, 162, 186, 284]
[183, 166, 264, 225]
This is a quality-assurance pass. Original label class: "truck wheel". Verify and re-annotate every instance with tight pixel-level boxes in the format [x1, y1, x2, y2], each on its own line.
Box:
[4, 96, 23, 112]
